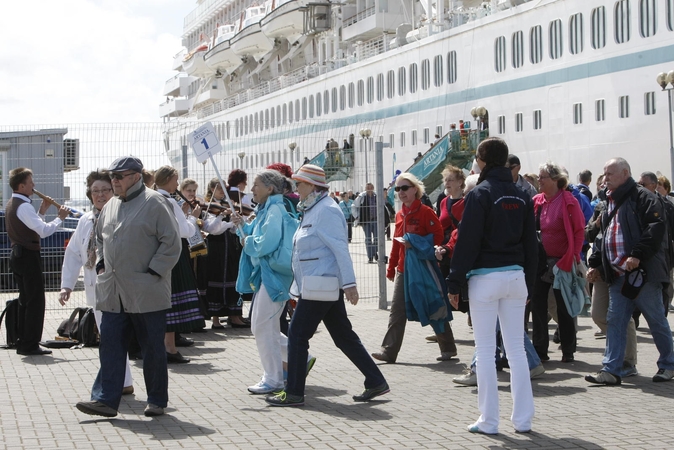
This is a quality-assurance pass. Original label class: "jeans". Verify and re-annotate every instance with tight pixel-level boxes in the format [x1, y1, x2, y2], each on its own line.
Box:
[602, 278, 674, 376]
[285, 291, 386, 397]
[468, 270, 534, 434]
[362, 221, 378, 260]
[590, 280, 637, 368]
[92, 307, 168, 410]
[251, 285, 287, 388]
[92, 309, 133, 388]
[470, 323, 540, 371]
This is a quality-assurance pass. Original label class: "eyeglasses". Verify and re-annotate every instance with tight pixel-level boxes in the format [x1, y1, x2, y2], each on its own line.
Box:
[394, 185, 413, 192]
[91, 188, 113, 195]
[538, 175, 551, 180]
[110, 172, 136, 180]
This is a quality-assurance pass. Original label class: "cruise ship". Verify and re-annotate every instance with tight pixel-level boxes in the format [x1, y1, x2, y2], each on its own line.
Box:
[160, 0, 674, 193]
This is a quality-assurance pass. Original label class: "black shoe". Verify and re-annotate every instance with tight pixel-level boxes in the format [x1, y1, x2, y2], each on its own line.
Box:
[537, 353, 550, 362]
[175, 335, 194, 347]
[167, 351, 190, 364]
[561, 354, 574, 363]
[552, 329, 561, 344]
[353, 382, 390, 402]
[76, 401, 118, 417]
[228, 318, 251, 328]
[129, 352, 142, 360]
[17, 348, 52, 356]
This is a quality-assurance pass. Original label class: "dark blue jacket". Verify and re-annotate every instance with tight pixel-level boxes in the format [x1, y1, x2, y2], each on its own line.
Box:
[447, 166, 538, 297]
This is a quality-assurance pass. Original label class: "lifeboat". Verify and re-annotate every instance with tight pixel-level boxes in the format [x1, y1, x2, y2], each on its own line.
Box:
[260, 0, 307, 45]
[230, 5, 274, 62]
[204, 24, 243, 73]
[182, 41, 213, 77]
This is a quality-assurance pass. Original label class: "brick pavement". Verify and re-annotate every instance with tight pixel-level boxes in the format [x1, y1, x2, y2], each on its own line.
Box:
[2, 300, 674, 449]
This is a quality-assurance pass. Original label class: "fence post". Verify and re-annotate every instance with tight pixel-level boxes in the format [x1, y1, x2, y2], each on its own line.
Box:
[375, 140, 389, 310]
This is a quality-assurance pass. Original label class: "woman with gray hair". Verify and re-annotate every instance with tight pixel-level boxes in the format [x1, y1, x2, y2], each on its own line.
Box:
[232, 169, 299, 394]
[531, 162, 585, 363]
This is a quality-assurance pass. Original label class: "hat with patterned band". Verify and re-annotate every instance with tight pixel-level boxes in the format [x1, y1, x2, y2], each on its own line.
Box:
[292, 164, 329, 188]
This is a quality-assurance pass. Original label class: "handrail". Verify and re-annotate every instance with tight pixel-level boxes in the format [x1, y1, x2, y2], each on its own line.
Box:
[343, 6, 375, 27]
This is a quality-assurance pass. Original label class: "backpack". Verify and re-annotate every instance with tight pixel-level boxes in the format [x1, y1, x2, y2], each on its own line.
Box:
[57, 307, 99, 347]
[0, 299, 19, 349]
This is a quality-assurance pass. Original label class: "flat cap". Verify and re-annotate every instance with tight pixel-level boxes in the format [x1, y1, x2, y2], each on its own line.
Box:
[507, 154, 521, 166]
[109, 156, 143, 173]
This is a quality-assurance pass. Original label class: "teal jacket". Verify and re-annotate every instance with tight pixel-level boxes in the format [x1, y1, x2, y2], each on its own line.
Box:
[236, 194, 298, 302]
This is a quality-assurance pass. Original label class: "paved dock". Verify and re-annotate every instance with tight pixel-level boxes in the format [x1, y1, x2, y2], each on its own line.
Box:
[1, 300, 674, 449]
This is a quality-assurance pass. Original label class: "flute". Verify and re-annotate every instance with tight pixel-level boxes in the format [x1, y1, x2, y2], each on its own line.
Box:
[32, 189, 83, 218]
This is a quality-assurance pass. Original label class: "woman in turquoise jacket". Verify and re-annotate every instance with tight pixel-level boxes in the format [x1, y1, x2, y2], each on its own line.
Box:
[233, 169, 298, 395]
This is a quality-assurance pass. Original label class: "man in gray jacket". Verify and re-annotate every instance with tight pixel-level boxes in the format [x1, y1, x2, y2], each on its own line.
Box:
[76, 156, 181, 418]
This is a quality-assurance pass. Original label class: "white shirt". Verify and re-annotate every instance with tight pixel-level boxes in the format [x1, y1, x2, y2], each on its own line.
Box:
[157, 189, 197, 239]
[13, 193, 62, 238]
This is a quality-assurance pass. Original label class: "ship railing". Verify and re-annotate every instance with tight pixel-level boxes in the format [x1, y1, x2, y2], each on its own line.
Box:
[184, 0, 223, 33]
[343, 6, 375, 28]
[357, 35, 386, 61]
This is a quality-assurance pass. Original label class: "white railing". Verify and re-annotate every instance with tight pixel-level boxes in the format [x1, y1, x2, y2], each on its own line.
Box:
[184, 0, 225, 33]
[343, 6, 375, 27]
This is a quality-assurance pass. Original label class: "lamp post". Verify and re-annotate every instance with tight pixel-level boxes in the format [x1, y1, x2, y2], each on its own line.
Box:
[237, 152, 246, 169]
[657, 71, 674, 181]
[288, 142, 296, 168]
[470, 106, 487, 130]
[359, 128, 371, 184]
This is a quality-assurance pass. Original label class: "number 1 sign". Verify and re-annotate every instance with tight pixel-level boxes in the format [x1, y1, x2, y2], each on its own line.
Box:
[189, 122, 223, 163]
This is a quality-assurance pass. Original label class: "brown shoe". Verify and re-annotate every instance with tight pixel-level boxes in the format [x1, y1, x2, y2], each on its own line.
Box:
[122, 385, 134, 395]
[76, 400, 118, 417]
[371, 352, 395, 363]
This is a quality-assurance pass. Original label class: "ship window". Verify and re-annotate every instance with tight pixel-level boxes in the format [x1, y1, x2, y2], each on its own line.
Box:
[591, 6, 607, 48]
[283, 103, 288, 124]
[668, 0, 674, 30]
[412, 129, 417, 145]
[433, 55, 443, 87]
[249, 114, 253, 134]
[331, 86, 344, 112]
[614, 0, 631, 44]
[569, 13, 584, 54]
[348, 82, 355, 108]
[595, 99, 606, 121]
[270, 108, 274, 129]
[409, 63, 418, 93]
[265, 109, 270, 129]
[287, 102, 293, 123]
[447, 51, 457, 83]
[515, 113, 523, 132]
[549, 19, 563, 59]
[573, 103, 583, 124]
[619, 95, 629, 118]
[421, 59, 430, 90]
[498, 115, 506, 134]
[494, 36, 506, 72]
[302, 97, 308, 120]
[639, 0, 657, 37]
[296, 99, 301, 121]
[436, 126, 443, 137]
[533, 110, 542, 129]
[339, 86, 345, 111]
[358, 79, 364, 106]
[315, 93, 321, 117]
[398, 66, 406, 96]
[423, 128, 430, 144]
[645, 91, 656, 115]
[400, 131, 405, 147]
[377, 73, 384, 101]
[276, 106, 281, 126]
[512, 31, 524, 68]
[530, 25, 543, 64]
[367, 76, 374, 103]
[324, 90, 330, 115]
[387, 70, 395, 99]
[390, 133, 395, 148]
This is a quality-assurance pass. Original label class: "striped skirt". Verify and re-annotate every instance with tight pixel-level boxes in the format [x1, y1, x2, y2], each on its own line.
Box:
[166, 241, 206, 333]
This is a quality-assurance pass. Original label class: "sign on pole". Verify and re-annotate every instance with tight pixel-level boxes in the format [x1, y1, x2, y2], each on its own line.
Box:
[189, 122, 223, 163]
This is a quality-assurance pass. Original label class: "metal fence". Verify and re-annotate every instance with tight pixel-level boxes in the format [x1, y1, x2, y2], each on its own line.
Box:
[0, 121, 390, 311]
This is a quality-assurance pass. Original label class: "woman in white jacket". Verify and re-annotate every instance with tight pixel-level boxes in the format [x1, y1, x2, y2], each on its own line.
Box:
[59, 171, 134, 395]
[265, 165, 389, 407]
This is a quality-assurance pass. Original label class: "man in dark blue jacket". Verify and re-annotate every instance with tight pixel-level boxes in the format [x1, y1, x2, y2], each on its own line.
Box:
[585, 158, 674, 385]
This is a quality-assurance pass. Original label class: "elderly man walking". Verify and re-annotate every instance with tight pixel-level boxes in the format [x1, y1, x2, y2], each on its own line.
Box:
[76, 156, 181, 417]
[585, 158, 674, 385]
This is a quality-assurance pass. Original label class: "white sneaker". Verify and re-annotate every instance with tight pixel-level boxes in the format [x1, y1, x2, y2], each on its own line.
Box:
[652, 368, 674, 382]
[437, 351, 457, 361]
[529, 364, 545, 379]
[453, 371, 477, 386]
[247, 380, 282, 395]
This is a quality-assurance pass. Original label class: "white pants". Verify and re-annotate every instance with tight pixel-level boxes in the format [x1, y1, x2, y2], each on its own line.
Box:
[251, 285, 288, 388]
[468, 270, 534, 434]
[93, 309, 133, 388]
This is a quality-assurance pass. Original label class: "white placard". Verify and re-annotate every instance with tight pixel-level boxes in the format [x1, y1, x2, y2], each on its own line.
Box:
[189, 122, 223, 163]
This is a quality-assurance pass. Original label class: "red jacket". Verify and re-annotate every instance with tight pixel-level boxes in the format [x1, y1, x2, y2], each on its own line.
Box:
[387, 199, 444, 279]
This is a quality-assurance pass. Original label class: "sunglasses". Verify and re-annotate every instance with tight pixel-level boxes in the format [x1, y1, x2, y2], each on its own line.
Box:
[394, 185, 413, 192]
[110, 172, 136, 180]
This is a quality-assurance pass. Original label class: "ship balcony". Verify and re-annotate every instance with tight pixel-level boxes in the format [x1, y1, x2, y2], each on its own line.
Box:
[193, 79, 228, 108]
[342, 8, 406, 41]
[163, 74, 197, 97]
[159, 98, 190, 118]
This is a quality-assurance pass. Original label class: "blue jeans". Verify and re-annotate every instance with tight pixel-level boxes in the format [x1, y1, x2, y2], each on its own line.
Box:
[92, 308, 168, 410]
[285, 291, 386, 397]
[362, 221, 378, 260]
[603, 277, 674, 376]
[471, 322, 541, 371]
